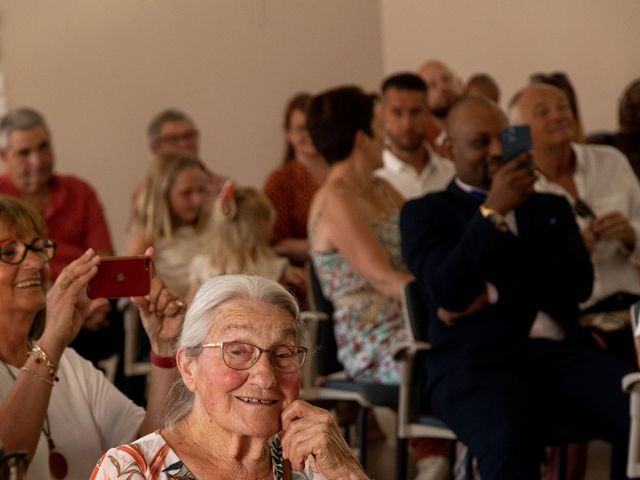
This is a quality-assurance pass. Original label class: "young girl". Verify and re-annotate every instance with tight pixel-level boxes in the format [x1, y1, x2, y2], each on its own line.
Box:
[189, 182, 304, 295]
[128, 152, 210, 300]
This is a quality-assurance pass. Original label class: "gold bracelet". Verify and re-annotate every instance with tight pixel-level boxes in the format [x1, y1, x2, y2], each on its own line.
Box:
[479, 204, 509, 232]
[30, 344, 58, 370]
[28, 344, 59, 382]
[20, 366, 55, 387]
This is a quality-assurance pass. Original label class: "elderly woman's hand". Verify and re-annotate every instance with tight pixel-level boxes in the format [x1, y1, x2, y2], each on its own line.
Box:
[280, 400, 369, 480]
[131, 248, 185, 356]
[42, 249, 107, 358]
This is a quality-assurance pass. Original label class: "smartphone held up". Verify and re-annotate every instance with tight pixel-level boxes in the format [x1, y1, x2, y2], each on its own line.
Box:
[501, 125, 532, 163]
[87, 256, 152, 299]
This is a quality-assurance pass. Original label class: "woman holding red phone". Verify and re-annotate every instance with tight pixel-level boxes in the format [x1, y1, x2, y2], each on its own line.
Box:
[0, 195, 185, 479]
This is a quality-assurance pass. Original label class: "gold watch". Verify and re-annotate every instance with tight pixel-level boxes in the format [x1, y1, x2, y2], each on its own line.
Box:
[479, 204, 509, 232]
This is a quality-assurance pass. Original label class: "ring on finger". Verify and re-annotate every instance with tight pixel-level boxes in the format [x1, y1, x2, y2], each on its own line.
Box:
[59, 275, 74, 290]
[175, 299, 186, 314]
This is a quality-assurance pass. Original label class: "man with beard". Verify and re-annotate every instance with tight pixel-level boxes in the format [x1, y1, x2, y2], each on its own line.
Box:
[418, 60, 464, 158]
[400, 96, 631, 479]
[377, 73, 454, 200]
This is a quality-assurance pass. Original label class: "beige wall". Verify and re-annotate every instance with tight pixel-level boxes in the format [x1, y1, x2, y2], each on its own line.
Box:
[0, 1, 383, 252]
[2, 1, 638, 252]
[380, 0, 639, 133]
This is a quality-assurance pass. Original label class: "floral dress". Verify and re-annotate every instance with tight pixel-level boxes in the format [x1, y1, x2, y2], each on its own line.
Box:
[91, 431, 321, 479]
[311, 211, 410, 384]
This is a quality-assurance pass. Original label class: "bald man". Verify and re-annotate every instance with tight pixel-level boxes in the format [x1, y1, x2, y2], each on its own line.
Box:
[401, 96, 631, 479]
[511, 83, 640, 338]
[418, 60, 464, 157]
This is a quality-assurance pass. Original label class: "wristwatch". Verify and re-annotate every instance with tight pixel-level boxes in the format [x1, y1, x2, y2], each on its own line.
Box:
[479, 204, 509, 232]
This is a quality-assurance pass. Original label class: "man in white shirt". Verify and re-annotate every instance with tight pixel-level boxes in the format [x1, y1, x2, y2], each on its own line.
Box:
[377, 72, 454, 200]
[511, 83, 640, 353]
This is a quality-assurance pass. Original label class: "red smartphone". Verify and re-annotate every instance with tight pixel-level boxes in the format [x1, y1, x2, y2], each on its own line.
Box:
[87, 256, 152, 299]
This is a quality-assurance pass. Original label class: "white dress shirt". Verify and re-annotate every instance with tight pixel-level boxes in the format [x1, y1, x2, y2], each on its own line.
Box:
[375, 145, 455, 199]
[535, 143, 640, 309]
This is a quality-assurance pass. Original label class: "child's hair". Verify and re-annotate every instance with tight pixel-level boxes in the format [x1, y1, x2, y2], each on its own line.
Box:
[138, 152, 209, 243]
[209, 183, 278, 274]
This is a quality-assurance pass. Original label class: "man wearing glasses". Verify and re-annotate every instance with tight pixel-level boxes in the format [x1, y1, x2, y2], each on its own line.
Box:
[132, 109, 227, 219]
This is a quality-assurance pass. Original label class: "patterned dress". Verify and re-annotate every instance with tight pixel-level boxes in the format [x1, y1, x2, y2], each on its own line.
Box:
[91, 431, 321, 479]
[311, 212, 410, 384]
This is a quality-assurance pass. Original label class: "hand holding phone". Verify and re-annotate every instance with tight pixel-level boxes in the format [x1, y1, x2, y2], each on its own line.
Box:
[501, 125, 532, 163]
[87, 256, 152, 299]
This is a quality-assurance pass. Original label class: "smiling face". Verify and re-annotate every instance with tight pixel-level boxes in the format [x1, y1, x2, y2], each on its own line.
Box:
[168, 165, 207, 227]
[0, 127, 54, 195]
[180, 298, 301, 439]
[515, 84, 576, 151]
[0, 220, 49, 319]
[447, 98, 506, 190]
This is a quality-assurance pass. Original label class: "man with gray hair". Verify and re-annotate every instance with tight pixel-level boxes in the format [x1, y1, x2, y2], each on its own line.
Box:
[131, 109, 227, 221]
[0, 107, 113, 279]
[147, 108, 200, 157]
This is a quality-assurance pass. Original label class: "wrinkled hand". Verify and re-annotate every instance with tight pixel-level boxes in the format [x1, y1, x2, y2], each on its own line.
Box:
[437, 289, 488, 327]
[280, 400, 368, 480]
[131, 247, 185, 356]
[42, 249, 108, 357]
[484, 153, 536, 214]
[591, 211, 636, 250]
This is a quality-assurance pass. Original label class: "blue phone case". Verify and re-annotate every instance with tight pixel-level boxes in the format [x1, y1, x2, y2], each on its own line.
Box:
[501, 125, 532, 162]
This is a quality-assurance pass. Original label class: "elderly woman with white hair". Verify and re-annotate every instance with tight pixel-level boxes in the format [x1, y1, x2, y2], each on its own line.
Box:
[91, 275, 369, 480]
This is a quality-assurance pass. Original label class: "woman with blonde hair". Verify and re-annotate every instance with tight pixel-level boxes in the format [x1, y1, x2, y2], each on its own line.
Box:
[129, 152, 211, 300]
[190, 183, 304, 295]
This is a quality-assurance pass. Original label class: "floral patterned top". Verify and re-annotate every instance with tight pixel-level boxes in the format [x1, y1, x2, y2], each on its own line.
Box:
[91, 431, 322, 479]
[311, 211, 410, 385]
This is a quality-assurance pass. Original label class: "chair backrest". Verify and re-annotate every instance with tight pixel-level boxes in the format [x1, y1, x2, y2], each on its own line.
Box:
[402, 281, 430, 343]
[306, 261, 343, 376]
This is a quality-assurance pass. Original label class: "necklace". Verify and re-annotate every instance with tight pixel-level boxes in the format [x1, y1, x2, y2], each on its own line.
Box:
[2, 360, 68, 479]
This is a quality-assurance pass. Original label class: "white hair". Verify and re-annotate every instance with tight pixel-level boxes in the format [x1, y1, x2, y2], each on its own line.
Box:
[164, 274, 301, 426]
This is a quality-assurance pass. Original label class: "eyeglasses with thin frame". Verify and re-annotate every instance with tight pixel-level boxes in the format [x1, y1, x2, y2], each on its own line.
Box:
[200, 341, 308, 372]
[156, 130, 199, 145]
[0, 239, 57, 265]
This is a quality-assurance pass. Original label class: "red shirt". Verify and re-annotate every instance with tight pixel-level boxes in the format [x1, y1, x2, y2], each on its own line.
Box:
[264, 160, 319, 244]
[0, 173, 114, 279]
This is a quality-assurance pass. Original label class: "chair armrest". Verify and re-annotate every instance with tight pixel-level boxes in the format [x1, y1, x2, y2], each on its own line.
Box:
[392, 341, 431, 361]
[623, 372, 640, 392]
[299, 311, 330, 390]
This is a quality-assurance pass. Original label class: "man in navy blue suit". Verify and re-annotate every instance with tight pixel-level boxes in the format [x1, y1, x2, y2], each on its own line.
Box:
[400, 96, 633, 479]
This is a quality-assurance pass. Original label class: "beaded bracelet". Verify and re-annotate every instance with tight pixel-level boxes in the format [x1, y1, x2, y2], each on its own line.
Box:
[21, 366, 55, 387]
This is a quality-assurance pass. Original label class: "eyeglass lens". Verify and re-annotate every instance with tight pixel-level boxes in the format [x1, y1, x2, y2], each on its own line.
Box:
[222, 342, 306, 372]
[0, 239, 56, 265]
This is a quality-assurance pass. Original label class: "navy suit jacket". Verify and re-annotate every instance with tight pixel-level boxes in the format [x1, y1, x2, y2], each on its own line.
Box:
[400, 181, 594, 378]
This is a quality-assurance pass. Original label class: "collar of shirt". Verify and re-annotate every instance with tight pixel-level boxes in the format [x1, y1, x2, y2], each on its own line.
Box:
[454, 177, 487, 197]
[383, 144, 437, 176]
